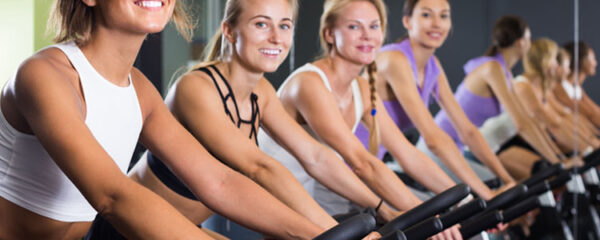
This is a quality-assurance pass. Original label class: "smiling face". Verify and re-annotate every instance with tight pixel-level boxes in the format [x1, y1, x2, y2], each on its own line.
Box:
[403, 0, 451, 49]
[86, 0, 176, 35]
[325, 1, 384, 65]
[224, 0, 294, 73]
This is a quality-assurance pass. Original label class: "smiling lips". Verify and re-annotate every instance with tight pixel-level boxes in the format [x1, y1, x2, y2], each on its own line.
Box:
[357, 45, 375, 53]
[134, 0, 163, 10]
[260, 48, 282, 58]
[427, 31, 444, 40]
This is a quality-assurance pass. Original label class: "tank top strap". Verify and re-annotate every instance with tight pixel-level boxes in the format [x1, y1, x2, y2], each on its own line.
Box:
[350, 79, 364, 131]
[287, 63, 333, 92]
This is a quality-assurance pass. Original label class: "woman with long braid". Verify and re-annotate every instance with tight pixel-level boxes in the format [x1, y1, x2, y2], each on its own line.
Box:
[258, 2, 461, 239]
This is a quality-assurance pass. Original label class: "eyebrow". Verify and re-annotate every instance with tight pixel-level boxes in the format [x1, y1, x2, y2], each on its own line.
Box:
[342, 19, 381, 24]
[250, 15, 294, 22]
[421, 7, 450, 13]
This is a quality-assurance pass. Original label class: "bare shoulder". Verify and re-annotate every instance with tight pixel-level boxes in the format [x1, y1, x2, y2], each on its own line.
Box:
[376, 50, 409, 71]
[14, 48, 79, 92]
[280, 70, 325, 99]
[473, 61, 503, 77]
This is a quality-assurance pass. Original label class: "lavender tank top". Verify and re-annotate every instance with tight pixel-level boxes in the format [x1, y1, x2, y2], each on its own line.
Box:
[355, 39, 441, 159]
[434, 54, 513, 149]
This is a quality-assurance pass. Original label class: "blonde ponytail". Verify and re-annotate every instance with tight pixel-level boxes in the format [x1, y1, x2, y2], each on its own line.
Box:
[367, 62, 380, 156]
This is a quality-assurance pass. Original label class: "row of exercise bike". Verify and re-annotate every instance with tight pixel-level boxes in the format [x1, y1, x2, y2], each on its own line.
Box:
[311, 148, 600, 240]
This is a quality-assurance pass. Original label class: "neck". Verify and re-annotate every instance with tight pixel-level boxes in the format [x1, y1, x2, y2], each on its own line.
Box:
[322, 50, 364, 93]
[498, 47, 521, 70]
[568, 72, 587, 84]
[224, 56, 263, 101]
[79, 27, 147, 86]
[408, 38, 436, 71]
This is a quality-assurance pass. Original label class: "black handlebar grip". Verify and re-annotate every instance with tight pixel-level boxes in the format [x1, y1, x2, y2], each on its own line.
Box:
[377, 184, 470, 236]
[577, 148, 600, 174]
[403, 217, 444, 240]
[520, 180, 550, 200]
[549, 171, 572, 189]
[502, 197, 540, 223]
[522, 163, 562, 187]
[313, 213, 375, 240]
[379, 230, 407, 240]
[485, 184, 528, 211]
[460, 210, 503, 239]
[439, 199, 487, 227]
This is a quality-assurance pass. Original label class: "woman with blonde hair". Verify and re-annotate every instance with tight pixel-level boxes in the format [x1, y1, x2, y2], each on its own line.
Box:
[0, 0, 325, 239]
[87, 0, 386, 239]
[514, 38, 599, 157]
[258, 1, 462, 238]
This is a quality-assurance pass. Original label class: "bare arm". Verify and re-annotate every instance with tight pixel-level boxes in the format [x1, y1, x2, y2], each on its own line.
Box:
[12, 58, 210, 240]
[481, 63, 563, 163]
[260, 78, 399, 222]
[378, 52, 493, 200]
[141, 72, 323, 240]
[283, 71, 421, 211]
[169, 72, 335, 230]
[434, 64, 514, 185]
[514, 78, 590, 152]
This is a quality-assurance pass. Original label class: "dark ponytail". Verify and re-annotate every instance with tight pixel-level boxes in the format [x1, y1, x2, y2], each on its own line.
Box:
[484, 15, 528, 56]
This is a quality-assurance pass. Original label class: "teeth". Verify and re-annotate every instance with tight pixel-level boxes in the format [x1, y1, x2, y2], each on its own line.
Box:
[260, 49, 280, 55]
[136, 1, 162, 8]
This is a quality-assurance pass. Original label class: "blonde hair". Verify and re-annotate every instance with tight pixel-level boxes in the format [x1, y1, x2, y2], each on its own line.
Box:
[319, 0, 387, 156]
[523, 38, 558, 95]
[200, 0, 298, 67]
[48, 0, 195, 44]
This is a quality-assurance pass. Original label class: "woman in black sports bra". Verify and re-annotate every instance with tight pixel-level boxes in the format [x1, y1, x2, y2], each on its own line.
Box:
[126, 0, 391, 238]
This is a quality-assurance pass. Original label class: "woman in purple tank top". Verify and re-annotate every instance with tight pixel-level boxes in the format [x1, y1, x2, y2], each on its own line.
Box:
[435, 16, 569, 180]
[356, 0, 513, 199]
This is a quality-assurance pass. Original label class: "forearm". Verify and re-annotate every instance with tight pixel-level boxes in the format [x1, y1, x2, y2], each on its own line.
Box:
[304, 149, 383, 211]
[252, 162, 337, 229]
[462, 131, 514, 184]
[517, 120, 562, 163]
[100, 182, 210, 240]
[388, 145, 455, 194]
[352, 152, 421, 211]
[424, 135, 494, 200]
[197, 169, 323, 240]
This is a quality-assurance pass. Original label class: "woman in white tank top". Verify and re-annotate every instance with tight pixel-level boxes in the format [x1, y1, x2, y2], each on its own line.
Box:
[258, 1, 461, 238]
[514, 39, 597, 160]
[121, 0, 401, 237]
[553, 41, 600, 130]
[0, 0, 325, 239]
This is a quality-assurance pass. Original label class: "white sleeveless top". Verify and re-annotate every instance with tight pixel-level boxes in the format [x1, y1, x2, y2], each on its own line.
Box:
[0, 42, 143, 222]
[561, 80, 583, 100]
[258, 63, 363, 196]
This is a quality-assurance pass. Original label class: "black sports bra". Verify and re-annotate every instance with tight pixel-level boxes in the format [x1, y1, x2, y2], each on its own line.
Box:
[196, 65, 260, 145]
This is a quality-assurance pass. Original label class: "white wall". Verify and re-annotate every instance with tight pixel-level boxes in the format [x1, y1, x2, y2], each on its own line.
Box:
[0, 0, 34, 86]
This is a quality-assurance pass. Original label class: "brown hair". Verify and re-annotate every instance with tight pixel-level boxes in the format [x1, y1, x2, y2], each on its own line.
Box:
[201, 0, 299, 66]
[484, 15, 528, 56]
[319, 0, 387, 155]
[563, 41, 592, 73]
[48, 0, 195, 44]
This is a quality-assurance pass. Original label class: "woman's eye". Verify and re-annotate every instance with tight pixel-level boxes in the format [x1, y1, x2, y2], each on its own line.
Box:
[370, 24, 380, 30]
[441, 13, 450, 19]
[256, 22, 268, 28]
[422, 12, 430, 18]
[280, 24, 292, 30]
[349, 25, 359, 30]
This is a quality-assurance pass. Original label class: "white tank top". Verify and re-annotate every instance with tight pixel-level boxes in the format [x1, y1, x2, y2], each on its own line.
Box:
[0, 42, 143, 222]
[561, 80, 583, 100]
[257, 63, 363, 196]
